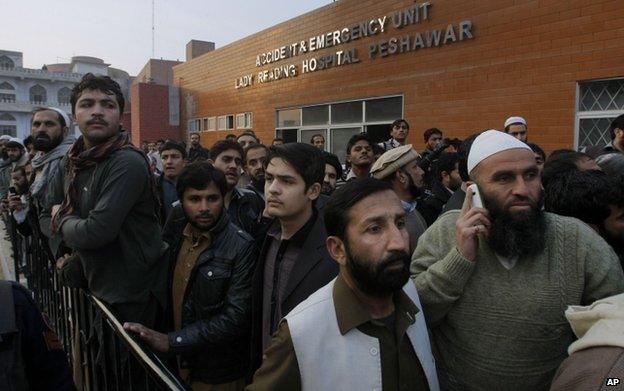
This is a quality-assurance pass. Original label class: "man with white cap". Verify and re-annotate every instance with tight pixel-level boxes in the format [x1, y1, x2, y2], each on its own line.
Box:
[410, 129, 624, 390]
[370, 144, 427, 254]
[0, 137, 28, 200]
[28, 107, 75, 238]
[504, 116, 528, 142]
[0, 134, 12, 163]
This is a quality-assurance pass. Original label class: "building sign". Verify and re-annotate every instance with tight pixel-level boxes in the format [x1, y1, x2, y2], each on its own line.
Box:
[235, 2, 474, 89]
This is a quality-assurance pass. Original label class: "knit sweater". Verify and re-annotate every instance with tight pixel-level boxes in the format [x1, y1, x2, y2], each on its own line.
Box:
[410, 211, 624, 391]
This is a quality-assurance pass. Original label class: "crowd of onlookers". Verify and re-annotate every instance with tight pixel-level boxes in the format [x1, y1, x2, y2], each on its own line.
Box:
[2, 71, 624, 391]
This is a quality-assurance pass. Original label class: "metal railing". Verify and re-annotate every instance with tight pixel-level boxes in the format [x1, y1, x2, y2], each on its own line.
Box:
[4, 214, 189, 391]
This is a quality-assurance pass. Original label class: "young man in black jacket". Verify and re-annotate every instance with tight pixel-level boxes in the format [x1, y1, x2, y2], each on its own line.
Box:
[49, 73, 168, 326]
[125, 162, 257, 388]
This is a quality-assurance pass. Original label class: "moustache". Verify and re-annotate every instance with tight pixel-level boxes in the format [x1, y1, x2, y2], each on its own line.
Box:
[35, 133, 50, 140]
[379, 251, 410, 270]
[87, 119, 108, 126]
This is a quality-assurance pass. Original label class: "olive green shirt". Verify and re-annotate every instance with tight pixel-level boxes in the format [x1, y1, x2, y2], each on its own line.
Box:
[247, 275, 430, 391]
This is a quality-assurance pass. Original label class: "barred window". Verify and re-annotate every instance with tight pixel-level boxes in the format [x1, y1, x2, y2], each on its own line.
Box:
[576, 79, 624, 150]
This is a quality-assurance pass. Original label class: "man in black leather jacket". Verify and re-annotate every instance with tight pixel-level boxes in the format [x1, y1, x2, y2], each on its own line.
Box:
[124, 162, 257, 389]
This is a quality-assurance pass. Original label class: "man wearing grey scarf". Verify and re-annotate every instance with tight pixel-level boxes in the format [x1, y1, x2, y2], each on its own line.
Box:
[29, 107, 74, 238]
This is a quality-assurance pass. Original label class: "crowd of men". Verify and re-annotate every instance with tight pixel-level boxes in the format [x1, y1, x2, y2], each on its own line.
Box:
[2, 72, 624, 391]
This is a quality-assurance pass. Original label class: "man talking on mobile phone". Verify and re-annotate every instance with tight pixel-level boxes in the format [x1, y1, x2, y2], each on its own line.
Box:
[410, 130, 624, 390]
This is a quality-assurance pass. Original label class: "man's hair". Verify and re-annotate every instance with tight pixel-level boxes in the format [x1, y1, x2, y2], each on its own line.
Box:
[310, 133, 325, 143]
[322, 151, 343, 179]
[597, 153, 624, 179]
[266, 143, 324, 190]
[244, 143, 269, 163]
[445, 138, 462, 150]
[272, 137, 284, 144]
[176, 161, 227, 199]
[527, 142, 545, 161]
[237, 132, 259, 142]
[23, 135, 33, 147]
[423, 127, 442, 143]
[457, 132, 482, 182]
[70, 73, 124, 115]
[12, 165, 26, 176]
[542, 150, 593, 188]
[225, 134, 237, 140]
[610, 114, 624, 140]
[435, 152, 459, 182]
[346, 133, 373, 155]
[392, 119, 409, 130]
[545, 169, 612, 226]
[324, 178, 393, 241]
[504, 122, 527, 132]
[159, 141, 187, 158]
[31, 107, 67, 127]
[209, 139, 244, 161]
[189, 132, 200, 137]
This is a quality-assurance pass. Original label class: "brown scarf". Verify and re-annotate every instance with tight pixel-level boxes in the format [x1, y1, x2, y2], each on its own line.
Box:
[51, 132, 158, 233]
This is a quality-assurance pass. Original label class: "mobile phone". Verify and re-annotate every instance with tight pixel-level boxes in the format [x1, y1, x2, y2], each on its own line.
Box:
[8, 186, 16, 195]
[467, 184, 484, 209]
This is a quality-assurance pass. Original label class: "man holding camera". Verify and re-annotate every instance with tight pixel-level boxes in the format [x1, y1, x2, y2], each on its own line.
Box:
[379, 119, 410, 151]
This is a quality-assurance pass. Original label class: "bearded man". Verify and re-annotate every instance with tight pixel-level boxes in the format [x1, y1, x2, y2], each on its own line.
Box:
[410, 130, 624, 390]
[28, 107, 75, 237]
[125, 162, 256, 389]
[249, 178, 439, 390]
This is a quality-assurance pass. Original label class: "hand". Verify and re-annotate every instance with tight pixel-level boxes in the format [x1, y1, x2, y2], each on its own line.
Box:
[51, 204, 62, 220]
[455, 188, 491, 262]
[0, 199, 9, 213]
[123, 322, 170, 353]
[8, 195, 23, 212]
[56, 253, 72, 270]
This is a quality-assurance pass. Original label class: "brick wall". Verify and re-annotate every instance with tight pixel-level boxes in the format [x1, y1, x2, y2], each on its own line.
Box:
[130, 83, 181, 145]
[173, 0, 624, 153]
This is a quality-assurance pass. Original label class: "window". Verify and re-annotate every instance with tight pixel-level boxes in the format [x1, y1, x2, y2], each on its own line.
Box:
[302, 105, 329, 126]
[0, 82, 15, 90]
[236, 112, 252, 129]
[0, 56, 14, 69]
[365, 96, 403, 122]
[218, 115, 234, 130]
[187, 119, 201, 133]
[576, 79, 624, 150]
[207, 117, 216, 131]
[29, 84, 47, 103]
[57, 87, 71, 104]
[203, 118, 208, 131]
[0, 83, 16, 103]
[275, 95, 403, 162]
[0, 113, 16, 137]
[277, 108, 300, 127]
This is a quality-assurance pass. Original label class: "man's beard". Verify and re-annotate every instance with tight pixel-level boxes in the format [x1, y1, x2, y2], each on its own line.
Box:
[183, 208, 219, 231]
[482, 190, 546, 258]
[345, 241, 410, 297]
[321, 182, 335, 195]
[407, 175, 422, 198]
[33, 133, 62, 152]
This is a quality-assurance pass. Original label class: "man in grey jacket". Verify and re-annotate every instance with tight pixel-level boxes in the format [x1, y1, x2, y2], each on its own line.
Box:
[27, 107, 75, 238]
[49, 73, 167, 326]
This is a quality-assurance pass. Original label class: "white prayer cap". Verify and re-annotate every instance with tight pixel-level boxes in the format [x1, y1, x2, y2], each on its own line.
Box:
[467, 130, 533, 174]
[0, 135, 11, 141]
[35, 106, 71, 128]
[504, 116, 527, 129]
[6, 137, 24, 149]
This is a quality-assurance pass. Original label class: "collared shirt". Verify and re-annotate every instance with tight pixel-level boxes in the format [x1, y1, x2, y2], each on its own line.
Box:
[379, 138, 402, 151]
[261, 209, 318, 351]
[161, 177, 178, 220]
[171, 223, 212, 331]
[248, 274, 429, 391]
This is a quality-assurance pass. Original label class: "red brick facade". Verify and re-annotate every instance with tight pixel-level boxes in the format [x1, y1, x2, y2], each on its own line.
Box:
[130, 83, 181, 145]
[173, 0, 624, 154]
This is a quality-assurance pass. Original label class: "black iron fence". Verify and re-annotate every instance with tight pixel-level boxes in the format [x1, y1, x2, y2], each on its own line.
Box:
[4, 214, 189, 391]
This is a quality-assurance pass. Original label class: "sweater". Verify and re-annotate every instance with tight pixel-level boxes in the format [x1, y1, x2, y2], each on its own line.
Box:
[551, 293, 624, 390]
[410, 210, 624, 391]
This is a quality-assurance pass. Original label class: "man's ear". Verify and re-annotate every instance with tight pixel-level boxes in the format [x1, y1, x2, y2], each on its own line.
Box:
[208, 159, 215, 165]
[395, 169, 407, 184]
[326, 236, 347, 266]
[307, 183, 321, 201]
[62, 126, 70, 138]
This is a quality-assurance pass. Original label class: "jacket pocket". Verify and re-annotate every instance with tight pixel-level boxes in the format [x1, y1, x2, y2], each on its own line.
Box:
[195, 263, 233, 314]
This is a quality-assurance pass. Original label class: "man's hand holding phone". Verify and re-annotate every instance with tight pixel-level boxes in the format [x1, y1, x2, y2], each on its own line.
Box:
[455, 184, 491, 262]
